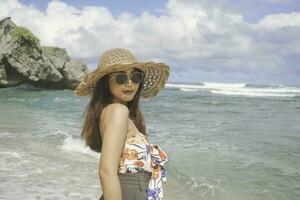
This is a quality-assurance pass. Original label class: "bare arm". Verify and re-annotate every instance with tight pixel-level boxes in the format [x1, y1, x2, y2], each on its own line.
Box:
[99, 103, 129, 200]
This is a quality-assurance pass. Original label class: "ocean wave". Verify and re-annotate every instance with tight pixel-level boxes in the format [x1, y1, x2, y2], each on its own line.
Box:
[203, 82, 247, 89]
[166, 83, 204, 89]
[53, 97, 73, 102]
[60, 136, 99, 158]
[179, 88, 199, 92]
[210, 90, 297, 97]
[166, 82, 300, 97]
[245, 83, 283, 88]
[168, 165, 221, 198]
[52, 130, 71, 137]
[5, 97, 40, 103]
[0, 151, 21, 158]
[0, 132, 11, 137]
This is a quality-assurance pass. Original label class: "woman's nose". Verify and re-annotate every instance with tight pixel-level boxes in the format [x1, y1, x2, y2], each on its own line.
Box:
[124, 77, 133, 85]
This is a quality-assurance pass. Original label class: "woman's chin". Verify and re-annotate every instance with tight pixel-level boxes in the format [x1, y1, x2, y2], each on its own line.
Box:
[121, 95, 134, 101]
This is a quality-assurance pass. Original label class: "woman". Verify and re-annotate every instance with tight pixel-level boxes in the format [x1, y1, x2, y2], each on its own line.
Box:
[74, 48, 170, 200]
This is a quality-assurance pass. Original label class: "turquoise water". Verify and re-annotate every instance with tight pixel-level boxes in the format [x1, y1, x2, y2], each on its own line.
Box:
[0, 82, 300, 200]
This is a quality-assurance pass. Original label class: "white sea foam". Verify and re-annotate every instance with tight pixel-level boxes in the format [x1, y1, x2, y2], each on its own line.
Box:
[166, 82, 300, 97]
[180, 88, 199, 92]
[0, 151, 21, 158]
[60, 136, 99, 158]
[166, 83, 204, 89]
[210, 90, 296, 97]
[203, 82, 247, 89]
[54, 97, 72, 102]
[173, 171, 218, 198]
[7, 98, 26, 102]
[52, 130, 71, 137]
[0, 132, 11, 136]
[7, 97, 40, 102]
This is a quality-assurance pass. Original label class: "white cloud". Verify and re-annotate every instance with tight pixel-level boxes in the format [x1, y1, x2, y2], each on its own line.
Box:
[258, 12, 300, 29]
[0, 0, 299, 84]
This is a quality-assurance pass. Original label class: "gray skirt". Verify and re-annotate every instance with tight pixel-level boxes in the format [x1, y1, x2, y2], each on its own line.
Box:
[99, 171, 151, 200]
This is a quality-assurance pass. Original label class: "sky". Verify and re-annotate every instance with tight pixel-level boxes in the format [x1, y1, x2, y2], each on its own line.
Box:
[1, 0, 300, 86]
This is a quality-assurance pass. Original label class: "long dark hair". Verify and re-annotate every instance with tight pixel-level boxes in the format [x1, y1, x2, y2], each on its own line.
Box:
[80, 68, 147, 153]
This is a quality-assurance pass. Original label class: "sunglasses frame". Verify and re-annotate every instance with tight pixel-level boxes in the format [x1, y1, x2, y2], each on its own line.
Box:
[109, 70, 145, 85]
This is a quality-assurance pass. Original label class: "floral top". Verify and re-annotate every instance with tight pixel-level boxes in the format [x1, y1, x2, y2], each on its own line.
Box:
[118, 132, 168, 200]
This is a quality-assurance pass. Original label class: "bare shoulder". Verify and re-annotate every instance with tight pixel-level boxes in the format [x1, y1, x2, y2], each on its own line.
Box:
[100, 103, 129, 135]
[102, 103, 129, 118]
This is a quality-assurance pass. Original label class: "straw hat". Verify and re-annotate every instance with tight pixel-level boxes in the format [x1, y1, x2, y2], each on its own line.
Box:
[74, 48, 170, 98]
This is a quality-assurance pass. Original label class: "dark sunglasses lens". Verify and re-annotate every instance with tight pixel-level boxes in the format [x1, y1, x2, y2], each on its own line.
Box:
[116, 74, 127, 84]
[132, 72, 143, 84]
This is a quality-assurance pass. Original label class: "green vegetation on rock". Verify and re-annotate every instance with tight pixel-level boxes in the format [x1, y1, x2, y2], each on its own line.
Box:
[11, 26, 40, 46]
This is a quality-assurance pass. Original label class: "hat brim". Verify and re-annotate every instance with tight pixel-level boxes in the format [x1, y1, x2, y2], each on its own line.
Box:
[74, 61, 169, 99]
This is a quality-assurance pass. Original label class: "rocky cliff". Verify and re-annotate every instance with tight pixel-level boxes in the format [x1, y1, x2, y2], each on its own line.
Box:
[0, 17, 88, 90]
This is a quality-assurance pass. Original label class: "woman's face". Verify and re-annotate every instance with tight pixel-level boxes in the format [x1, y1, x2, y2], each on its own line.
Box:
[108, 68, 143, 105]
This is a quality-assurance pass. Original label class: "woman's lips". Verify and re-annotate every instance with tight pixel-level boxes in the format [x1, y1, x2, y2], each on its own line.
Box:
[123, 91, 133, 94]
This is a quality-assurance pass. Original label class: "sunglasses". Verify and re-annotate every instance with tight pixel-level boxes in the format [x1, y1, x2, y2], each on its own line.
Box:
[109, 70, 144, 85]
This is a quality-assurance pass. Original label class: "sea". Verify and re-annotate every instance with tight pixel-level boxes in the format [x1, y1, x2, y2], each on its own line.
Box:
[0, 82, 300, 200]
